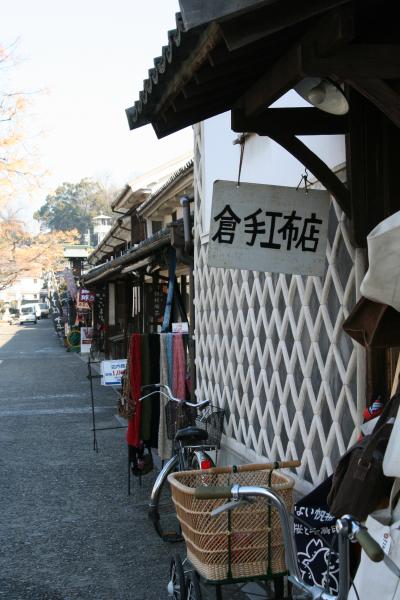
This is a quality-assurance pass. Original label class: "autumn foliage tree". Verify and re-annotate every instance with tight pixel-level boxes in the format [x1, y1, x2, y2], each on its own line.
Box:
[0, 218, 79, 290]
[0, 42, 79, 291]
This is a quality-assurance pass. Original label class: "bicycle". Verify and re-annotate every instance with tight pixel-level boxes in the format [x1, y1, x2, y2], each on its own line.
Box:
[168, 481, 394, 600]
[138, 383, 225, 542]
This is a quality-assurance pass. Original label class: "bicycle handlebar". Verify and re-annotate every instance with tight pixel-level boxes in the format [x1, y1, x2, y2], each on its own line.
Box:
[139, 383, 209, 409]
[195, 486, 232, 500]
[354, 527, 384, 562]
[193, 485, 384, 600]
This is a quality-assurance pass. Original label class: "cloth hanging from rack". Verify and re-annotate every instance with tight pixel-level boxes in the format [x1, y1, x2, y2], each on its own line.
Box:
[140, 333, 160, 446]
[126, 333, 142, 448]
[148, 333, 161, 447]
[172, 333, 186, 401]
[140, 334, 152, 443]
[166, 334, 173, 387]
[158, 333, 173, 460]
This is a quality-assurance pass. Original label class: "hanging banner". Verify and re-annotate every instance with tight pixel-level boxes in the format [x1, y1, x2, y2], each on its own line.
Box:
[76, 292, 90, 312]
[63, 268, 78, 299]
[207, 181, 330, 277]
[79, 288, 95, 303]
[100, 359, 127, 386]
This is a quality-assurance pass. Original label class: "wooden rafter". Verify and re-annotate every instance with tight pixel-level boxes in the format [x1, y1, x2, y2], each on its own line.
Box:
[231, 107, 348, 136]
[234, 6, 354, 118]
[303, 45, 400, 79]
[266, 130, 351, 215]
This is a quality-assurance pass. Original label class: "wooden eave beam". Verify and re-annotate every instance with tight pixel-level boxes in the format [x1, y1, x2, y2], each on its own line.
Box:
[303, 45, 400, 79]
[232, 107, 348, 135]
[267, 130, 351, 215]
[219, 0, 351, 51]
[235, 6, 354, 118]
[153, 98, 233, 138]
[235, 45, 303, 118]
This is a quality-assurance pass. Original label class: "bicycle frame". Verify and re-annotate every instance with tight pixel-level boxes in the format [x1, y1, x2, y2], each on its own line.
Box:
[149, 454, 179, 513]
[141, 383, 221, 540]
[149, 443, 214, 512]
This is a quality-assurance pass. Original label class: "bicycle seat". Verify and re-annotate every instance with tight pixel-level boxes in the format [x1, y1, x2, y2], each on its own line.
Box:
[175, 426, 208, 444]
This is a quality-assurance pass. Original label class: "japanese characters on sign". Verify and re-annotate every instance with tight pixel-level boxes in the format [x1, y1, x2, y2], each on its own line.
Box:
[207, 181, 330, 277]
[100, 359, 127, 386]
[79, 288, 95, 303]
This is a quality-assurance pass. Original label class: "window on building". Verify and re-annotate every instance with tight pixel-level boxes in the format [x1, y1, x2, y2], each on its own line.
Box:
[171, 210, 177, 222]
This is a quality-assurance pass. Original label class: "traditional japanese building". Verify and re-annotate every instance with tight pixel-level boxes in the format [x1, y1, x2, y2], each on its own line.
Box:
[124, 0, 400, 491]
[83, 157, 194, 361]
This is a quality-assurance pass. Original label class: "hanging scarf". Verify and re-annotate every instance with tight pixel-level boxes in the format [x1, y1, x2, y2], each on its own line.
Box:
[158, 334, 173, 459]
[126, 333, 142, 447]
[172, 333, 186, 401]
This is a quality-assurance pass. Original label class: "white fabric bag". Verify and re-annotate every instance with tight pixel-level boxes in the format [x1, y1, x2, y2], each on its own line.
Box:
[360, 210, 400, 312]
[384, 404, 400, 478]
[348, 480, 400, 600]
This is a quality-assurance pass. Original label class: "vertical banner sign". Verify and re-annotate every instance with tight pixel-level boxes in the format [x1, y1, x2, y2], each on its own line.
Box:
[207, 181, 330, 276]
[63, 268, 78, 299]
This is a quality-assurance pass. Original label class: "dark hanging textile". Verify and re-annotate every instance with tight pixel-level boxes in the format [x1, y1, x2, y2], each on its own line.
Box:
[126, 333, 142, 447]
[140, 334, 152, 443]
[126, 333, 161, 450]
[148, 333, 160, 447]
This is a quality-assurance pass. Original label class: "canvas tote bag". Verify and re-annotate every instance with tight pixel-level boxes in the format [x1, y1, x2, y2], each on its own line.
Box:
[348, 479, 400, 600]
[360, 210, 400, 312]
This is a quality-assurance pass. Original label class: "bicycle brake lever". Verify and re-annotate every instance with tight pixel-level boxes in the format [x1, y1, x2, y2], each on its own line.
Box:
[211, 497, 254, 517]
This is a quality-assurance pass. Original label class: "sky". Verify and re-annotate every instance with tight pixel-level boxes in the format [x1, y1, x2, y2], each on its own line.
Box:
[1, 0, 192, 221]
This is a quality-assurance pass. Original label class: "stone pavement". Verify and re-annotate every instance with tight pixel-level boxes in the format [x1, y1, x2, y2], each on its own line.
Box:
[0, 320, 176, 600]
[0, 320, 294, 600]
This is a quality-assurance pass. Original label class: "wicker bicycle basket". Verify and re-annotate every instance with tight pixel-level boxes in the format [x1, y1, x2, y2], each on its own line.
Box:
[168, 463, 294, 582]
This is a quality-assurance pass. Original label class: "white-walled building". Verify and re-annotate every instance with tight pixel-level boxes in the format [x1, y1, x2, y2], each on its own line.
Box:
[0, 276, 44, 308]
[192, 108, 362, 493]
[124, 0, 398, 492]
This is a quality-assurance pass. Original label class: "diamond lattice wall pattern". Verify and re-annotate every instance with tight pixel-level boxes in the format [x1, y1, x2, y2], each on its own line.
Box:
[193, 124, 366, 486]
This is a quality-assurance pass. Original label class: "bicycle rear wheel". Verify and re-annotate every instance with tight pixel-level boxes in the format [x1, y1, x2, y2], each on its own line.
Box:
[149, 449, 215, 542]
[148, 455, 183, 542]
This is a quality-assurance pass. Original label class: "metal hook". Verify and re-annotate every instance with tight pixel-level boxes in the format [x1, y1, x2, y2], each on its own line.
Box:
[233, 133, 247, 187]
[296, 167, 311, 194]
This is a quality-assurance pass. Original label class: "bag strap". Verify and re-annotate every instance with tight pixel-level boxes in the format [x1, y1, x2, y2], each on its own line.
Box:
[391, 354, 400, 397]
[358, 420, 395, 467]
[390, 479, 400, 521]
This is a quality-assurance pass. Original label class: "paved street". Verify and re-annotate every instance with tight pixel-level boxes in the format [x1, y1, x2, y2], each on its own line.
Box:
[0, 320, 174, 600]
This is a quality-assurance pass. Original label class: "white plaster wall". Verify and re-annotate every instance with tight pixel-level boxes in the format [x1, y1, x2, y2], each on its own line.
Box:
[202, 90, 345, 235]
[194, 98, 363, 489]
